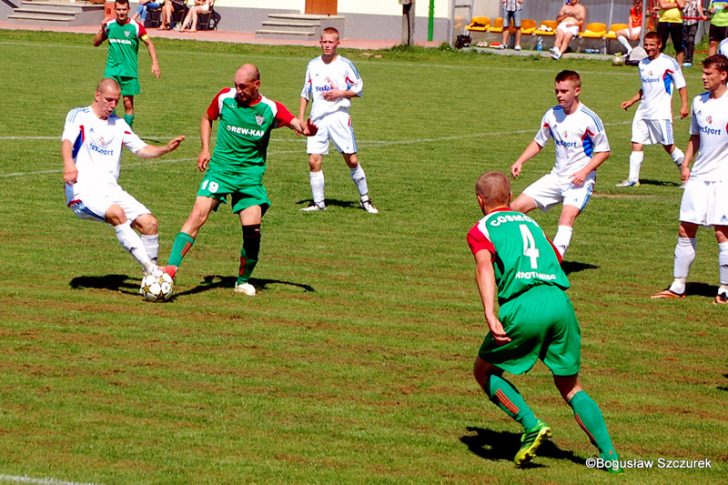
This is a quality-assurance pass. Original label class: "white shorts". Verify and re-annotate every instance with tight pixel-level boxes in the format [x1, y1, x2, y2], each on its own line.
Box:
[522, 171, 596, 212]
[65, 182, 150, 223]
[679, 179, 728, 226]
[631, 117, 674, 146]
[557, 21, 579, 37]
[307, 110, 357, 155]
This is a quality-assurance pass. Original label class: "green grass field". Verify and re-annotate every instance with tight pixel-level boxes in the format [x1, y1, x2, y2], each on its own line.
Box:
[0, 30, 726, 484]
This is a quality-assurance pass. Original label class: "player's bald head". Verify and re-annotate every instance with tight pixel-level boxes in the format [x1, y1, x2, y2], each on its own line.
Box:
[96, 78, 121, 95]
[476, 171, 511, 208]
[236, 64, 260, 83]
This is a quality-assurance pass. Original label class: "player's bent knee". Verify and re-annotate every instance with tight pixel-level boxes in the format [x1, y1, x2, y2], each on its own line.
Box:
[133, 214, 158, 235]
[105, 205, 128, 226]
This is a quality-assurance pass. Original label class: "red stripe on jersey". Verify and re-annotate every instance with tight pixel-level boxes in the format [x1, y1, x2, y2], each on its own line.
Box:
[467, 224, 496, 257]
[206, 88, 234, 120]
[80, 125, 85, 142]
[274, 101, 295, 126]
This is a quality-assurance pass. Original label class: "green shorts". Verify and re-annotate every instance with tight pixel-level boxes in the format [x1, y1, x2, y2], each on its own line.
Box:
[109, 75, 140, 97]
[196, 171, 270, 214]
[479, 285, 581, 376]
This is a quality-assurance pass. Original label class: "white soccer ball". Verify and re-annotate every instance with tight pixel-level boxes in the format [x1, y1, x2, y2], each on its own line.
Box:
[140, 271, 174, 302]
[612, 54, 625, 66]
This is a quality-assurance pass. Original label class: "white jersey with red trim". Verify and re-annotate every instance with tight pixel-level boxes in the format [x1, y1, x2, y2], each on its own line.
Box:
[636, 53, 686, 120]
[719, 38, 728, 57]
[534, 103, 610, 178]
[688, 90, 728, 181]
[61, 106, 146, 203]
[301, 55, 363, 122]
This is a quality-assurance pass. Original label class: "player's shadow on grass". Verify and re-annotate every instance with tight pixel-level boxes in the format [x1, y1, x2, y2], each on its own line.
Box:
[461, 426, 584, 468]
[70, 274, 138, 294]
[718, 374, 728, 392]
[296, 198, 358, 210]
[684, 281, 719, 298]
[637, 178, 681, 187]
[561, 261, 598, 275]
[173, 275, 315, 297]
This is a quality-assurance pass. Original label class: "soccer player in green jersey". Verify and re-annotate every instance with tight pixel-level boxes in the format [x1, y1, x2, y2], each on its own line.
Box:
[93, 0, 160, 127]
[163, 64, 317, 296]
[466, 171, 621, 471]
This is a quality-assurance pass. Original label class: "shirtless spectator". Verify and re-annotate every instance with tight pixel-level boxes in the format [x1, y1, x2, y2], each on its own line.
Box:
[550, 0, 587, 60]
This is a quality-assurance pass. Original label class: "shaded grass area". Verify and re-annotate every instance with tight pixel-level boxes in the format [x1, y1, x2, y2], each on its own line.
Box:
[0, 30, 726, 483]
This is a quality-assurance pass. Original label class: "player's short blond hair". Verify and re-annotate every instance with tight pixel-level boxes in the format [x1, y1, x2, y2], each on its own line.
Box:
[555, 70, 581, 88]
[322, 27, 340, 39]
[476, 171, 511, 206]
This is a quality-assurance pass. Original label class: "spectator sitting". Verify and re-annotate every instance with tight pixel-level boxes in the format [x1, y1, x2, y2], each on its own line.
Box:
[180, 0, 212, 32]
[160, 0, 186, 30]
[550, 0, 586, 60]
[132, 0, 163, 25]
[617, 0, 644, 56]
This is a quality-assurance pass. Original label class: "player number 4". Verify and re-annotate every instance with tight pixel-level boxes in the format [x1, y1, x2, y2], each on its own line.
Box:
[519, 224, 540, 269]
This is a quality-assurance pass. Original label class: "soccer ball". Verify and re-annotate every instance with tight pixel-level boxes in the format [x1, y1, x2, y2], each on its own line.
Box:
[140, 270, 174, 302]
[612, 54, 625, 66]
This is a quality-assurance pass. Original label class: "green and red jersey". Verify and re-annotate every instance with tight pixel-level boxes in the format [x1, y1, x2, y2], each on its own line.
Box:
[103, 18, 148, 78]
[205, 88, 294, 185]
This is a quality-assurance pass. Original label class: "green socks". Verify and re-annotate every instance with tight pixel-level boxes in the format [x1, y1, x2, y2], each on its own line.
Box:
[569, 390, 619, 461]
[484, 374, 539, 430]
[168, 232, 195, 267]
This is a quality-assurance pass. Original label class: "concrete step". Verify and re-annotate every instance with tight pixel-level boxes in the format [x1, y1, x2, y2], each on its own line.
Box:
[255, 29, 319, 40]
[260, 20, 319, 34]
[8, 11, 76, 21]
[268, 13, 345, 21]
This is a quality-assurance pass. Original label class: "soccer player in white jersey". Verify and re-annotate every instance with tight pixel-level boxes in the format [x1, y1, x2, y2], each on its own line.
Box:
[617, 32, 689, 187]
[510, 70, 610, 258]
[62, 78, 184, 279]
[719, 37, 728, 57]
[652, 55, 728, 304]
[299, 27, 378, 214]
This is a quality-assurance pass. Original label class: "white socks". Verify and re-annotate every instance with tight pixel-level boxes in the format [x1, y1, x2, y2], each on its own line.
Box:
[719, 242, 728, 288]
[309, 171, 325, 206]
[553, 225, 573, 258]
[114, 221, 155, 273]
[670, 237, 696, 294]
[628, 151, 644, 183]
[350, 164, 369, 199]
[140, 234, 159, 264]
[670, 147, 685, 168]
[617, 35, 632, 54]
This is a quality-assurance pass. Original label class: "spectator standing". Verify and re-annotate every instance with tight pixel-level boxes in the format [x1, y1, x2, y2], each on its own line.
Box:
[656, 0, 686, 65]
[682, 0, 706, 67]
[499, 0, 524, 51]
[707, 0, 728, 55]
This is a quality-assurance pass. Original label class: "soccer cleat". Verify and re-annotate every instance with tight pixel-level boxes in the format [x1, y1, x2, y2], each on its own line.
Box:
[161, 265, 178, 280]
[301, 202, 326, 212]
[234, 282, 256, 296]
[714, 293, 728, 305]
[514, 420, 552, 468]
[615, 179, 640, 187]
[650, 288, 685, 299]
[360, 199, 379, 214]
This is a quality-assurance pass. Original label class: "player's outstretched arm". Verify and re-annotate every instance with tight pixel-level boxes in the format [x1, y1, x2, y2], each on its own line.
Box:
[474, 250, 511, 344]
[137, 135, 185, 158]
[511, 141, 543, 178]
[61, 140, 78, 184]
[621, 90, 642, 110]
[288, 117, 318, 137]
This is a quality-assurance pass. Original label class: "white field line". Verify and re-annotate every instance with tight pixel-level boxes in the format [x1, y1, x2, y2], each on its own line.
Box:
[0, 474, 101, 485]
[0, 122, 631, 179]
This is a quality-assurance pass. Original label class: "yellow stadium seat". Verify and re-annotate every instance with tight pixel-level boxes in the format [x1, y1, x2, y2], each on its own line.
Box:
[533, 19, 557, 36]
[467, 16, 490, 32]
[605, 23, 628, 39]
[489, 17, 504, 33]
[579, 22, 607, 39]
[520, 19, 537, 35]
